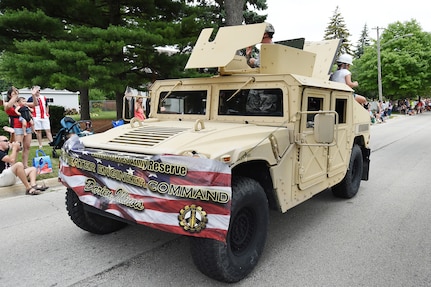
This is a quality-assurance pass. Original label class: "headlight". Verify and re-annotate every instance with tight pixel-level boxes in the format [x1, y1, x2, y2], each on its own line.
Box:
[181, 150, 209, 159]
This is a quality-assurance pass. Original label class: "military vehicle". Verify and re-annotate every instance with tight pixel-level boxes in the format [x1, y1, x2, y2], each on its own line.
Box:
[59, 23, 371, 283]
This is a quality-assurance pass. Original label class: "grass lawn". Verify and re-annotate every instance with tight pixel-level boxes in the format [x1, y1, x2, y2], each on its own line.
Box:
[19, 145, 60, 181]
[69, 110, 117, 120]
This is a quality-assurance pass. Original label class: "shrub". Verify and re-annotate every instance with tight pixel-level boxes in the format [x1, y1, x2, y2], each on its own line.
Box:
[0, 106, 10, 136]
[49, 105, 65, 134]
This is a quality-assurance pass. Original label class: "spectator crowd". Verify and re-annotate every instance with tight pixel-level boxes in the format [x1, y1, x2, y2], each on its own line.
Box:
[367, 98, 430, 124]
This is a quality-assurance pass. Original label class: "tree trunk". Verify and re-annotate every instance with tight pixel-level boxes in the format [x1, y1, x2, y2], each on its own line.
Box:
[116, 90, 124, 119]
[225, 0, 245, 26]
[79, 88, 90, 120]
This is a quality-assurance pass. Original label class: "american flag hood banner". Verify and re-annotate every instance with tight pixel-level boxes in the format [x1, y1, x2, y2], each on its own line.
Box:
[59, 135, 232, 242]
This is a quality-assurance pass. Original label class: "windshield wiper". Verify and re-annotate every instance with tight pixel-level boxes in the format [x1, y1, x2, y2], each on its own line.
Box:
[161, 80, 183, 102]
[227, 77, 255, 101]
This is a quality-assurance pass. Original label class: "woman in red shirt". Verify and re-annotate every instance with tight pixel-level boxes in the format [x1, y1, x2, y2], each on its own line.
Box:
[4, 86, 33, 168]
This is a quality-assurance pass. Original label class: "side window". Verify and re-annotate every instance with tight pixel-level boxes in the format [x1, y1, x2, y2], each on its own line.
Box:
[335, 98, 347, 123]
[307, 97, 323, 127]
[218, 88, 283, 116]
[159, 91, 207, 114]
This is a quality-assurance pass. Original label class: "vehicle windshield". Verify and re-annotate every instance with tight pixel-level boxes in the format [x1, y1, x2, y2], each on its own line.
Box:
[158, 91, 207, 114]
[157, 88, 283, 117]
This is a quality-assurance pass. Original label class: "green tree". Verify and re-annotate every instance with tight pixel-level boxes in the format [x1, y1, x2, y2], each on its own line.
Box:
[0, 0, 210, 119]
[353, 20, 431, 101]
[0, 79, 10, 93]
[0, 0, 269, 119]
[354, 24, 371, 59]
[323, 6, 353, 55]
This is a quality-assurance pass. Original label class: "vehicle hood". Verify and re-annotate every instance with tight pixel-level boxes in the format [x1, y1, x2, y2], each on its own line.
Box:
[78, 120, 289, 160]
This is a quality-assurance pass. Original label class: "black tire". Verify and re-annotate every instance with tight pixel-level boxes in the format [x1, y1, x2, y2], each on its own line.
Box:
[332, 144, 363, 198]
[190, 176, 269, 283]
[65, 188, 127, 234]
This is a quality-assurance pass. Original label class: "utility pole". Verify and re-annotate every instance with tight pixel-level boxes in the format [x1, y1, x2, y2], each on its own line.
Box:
[373, 26, 384, 102]
[373, 27, 412, 102]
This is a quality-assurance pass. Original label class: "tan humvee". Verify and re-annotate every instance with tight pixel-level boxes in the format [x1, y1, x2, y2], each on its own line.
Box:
[60, 23, 370, 283]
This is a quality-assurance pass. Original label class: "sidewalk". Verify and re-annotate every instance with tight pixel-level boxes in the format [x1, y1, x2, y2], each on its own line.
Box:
[370, 113, 406, 125]
[0, 177, 65, 199]
[30, 138, 51, 147]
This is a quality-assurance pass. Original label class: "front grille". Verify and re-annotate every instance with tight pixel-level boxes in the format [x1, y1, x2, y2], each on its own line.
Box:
[108, 126, 188, 147]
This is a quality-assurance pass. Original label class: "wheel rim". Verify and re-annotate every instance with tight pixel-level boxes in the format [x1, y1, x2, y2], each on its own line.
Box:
[230, 207, 255, 255]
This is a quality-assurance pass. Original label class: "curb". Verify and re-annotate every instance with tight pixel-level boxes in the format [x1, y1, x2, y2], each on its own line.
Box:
[0, 177, 65, 199]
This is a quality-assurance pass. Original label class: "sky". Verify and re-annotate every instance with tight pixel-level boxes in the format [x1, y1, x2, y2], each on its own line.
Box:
[263, 0, 430, 43]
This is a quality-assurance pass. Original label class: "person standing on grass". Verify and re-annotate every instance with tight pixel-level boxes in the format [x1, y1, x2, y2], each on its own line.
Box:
[27, 86, 54, 149]
[14, 96, 35, 136]
[4, 86, 32, 168]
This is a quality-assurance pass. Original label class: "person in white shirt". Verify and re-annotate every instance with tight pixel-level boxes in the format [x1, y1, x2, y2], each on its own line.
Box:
[27, 86, 54, 149]
[330, 54, 368, 107]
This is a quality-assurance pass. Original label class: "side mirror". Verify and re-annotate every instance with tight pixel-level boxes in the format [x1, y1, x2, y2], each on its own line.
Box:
[313, 113, 335, 143]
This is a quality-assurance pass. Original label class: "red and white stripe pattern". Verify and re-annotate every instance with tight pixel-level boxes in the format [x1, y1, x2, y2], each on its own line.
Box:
[59, 136, 232, 242]
[31, 96, 48, 118]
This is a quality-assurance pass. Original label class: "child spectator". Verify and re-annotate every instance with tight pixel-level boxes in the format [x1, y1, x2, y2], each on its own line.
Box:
[4, 86, 32, 167]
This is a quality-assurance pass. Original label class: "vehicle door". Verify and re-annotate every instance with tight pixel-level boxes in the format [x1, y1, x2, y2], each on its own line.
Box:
[297, 88, 331, 190]
[327, 92, 352, 178]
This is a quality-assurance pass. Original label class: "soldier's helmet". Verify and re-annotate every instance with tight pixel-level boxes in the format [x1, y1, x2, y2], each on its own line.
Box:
[265, 22, 275, 38]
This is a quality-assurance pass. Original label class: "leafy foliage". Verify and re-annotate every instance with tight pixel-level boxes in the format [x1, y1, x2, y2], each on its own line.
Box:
[0, 106, 10, 137]
[354, 24, 371, 59]
[323, 6, 430, 101]
[353, 20, 431, 100]
[0, 0, 268, 120]
[323, 6, 352, 55]
[0, 0, 213, 119]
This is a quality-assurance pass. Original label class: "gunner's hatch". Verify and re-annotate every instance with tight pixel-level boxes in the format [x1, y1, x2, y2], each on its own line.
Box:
[185, 23, 266, 70]
[185, 23, 341, 79]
